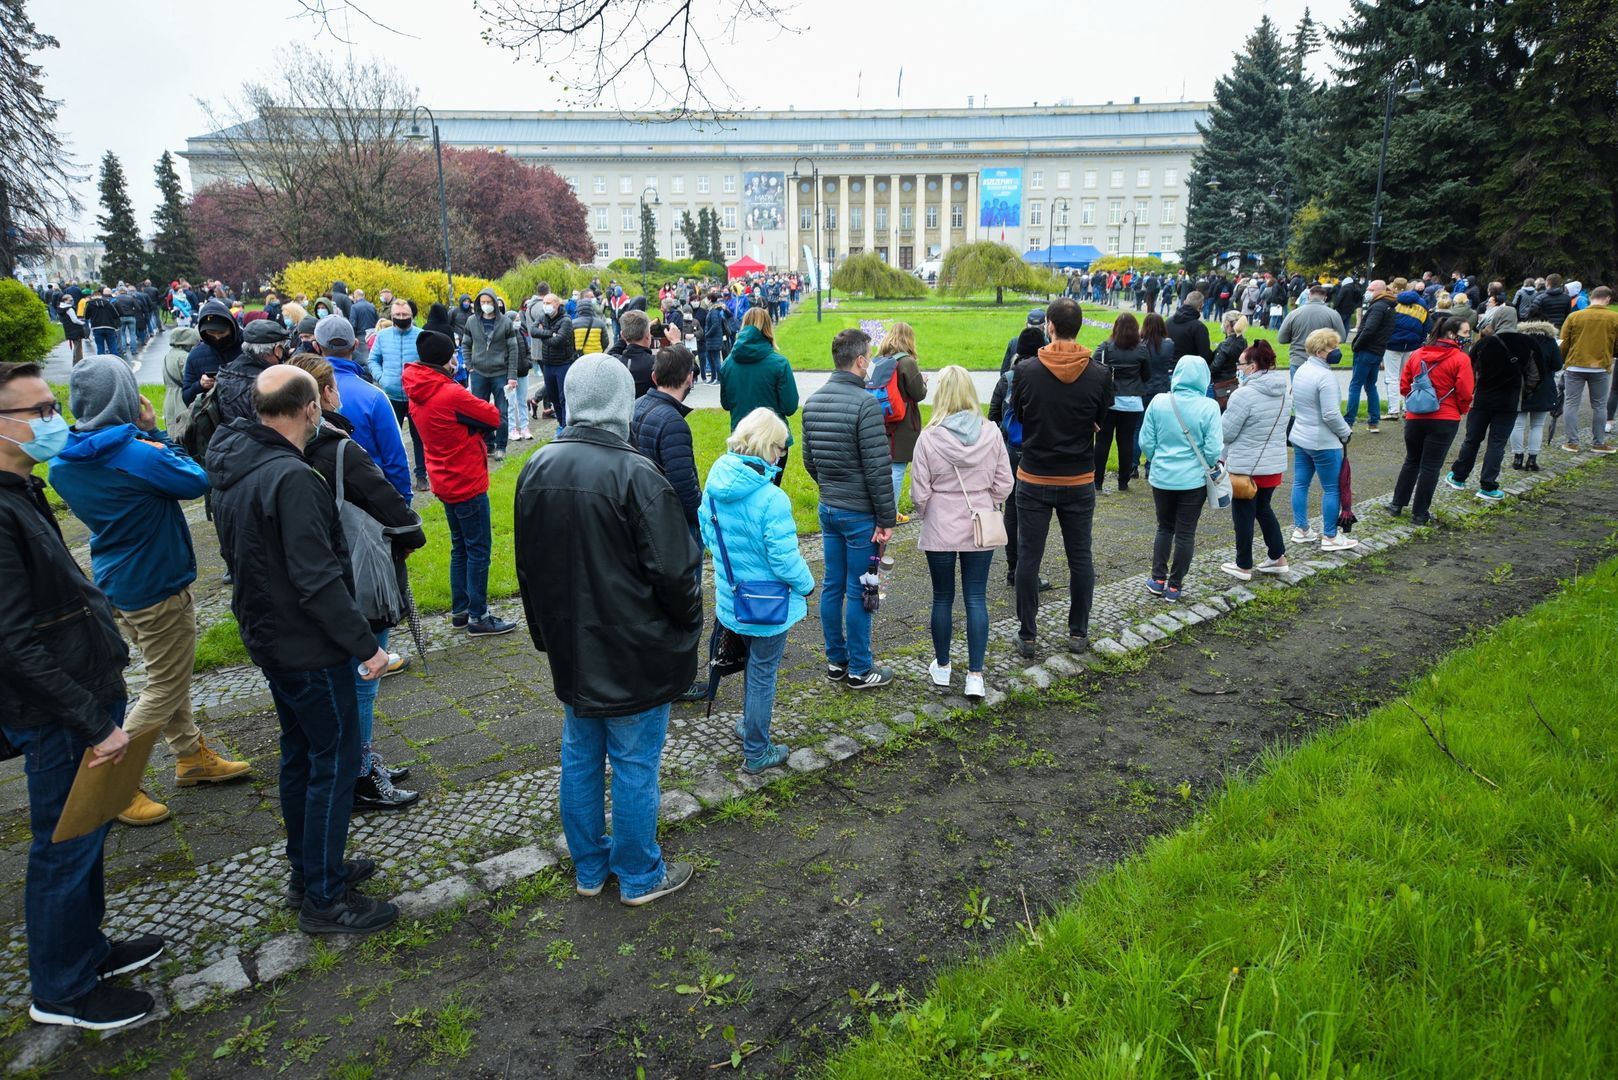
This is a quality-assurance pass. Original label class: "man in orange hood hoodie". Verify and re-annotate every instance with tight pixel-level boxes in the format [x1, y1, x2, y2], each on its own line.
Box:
[1007, 298, 1114, 658]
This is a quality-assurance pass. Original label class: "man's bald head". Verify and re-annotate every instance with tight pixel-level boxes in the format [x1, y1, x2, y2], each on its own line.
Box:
[255, 365, 319, 419]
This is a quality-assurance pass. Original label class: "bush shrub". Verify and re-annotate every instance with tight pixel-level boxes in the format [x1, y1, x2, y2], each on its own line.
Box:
[830, 252, 928, 299]
[276, 256, 506, 316]
[606, 257, 729, 286]
[0, 280, 56, 366]
[496, 257, 594, 304]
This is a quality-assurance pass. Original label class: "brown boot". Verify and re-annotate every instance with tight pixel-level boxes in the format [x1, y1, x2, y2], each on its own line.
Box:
[174, 735, 251, 787]
[117, 790, 171, 827]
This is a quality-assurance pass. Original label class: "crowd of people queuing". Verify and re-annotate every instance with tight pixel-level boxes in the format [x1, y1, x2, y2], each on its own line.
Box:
[4, 249, 1615, 1032]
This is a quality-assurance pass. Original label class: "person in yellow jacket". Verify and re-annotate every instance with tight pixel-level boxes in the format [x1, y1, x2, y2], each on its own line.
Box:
[1557, 285, 1618, 453]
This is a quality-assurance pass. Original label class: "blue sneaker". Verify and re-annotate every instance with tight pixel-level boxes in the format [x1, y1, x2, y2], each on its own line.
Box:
[743, 744, 790, 774]
[1145, 577, 1167, 598]
[1442, 472, 1466, 490]
[1163, 585, 1183, 602]
[1475, 488, 1505, 502]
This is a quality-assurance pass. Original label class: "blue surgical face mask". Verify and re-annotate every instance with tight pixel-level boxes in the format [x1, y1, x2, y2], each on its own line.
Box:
[0, 413, 70, 462]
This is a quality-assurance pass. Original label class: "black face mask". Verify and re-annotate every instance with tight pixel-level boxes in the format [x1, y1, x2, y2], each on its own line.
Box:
[392, 316, 413, 329]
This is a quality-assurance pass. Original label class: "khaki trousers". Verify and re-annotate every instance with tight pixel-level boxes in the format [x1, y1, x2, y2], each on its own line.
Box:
[115, 587, 201, 758]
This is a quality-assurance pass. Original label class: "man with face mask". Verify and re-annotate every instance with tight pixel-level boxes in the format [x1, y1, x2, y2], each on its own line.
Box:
[216, 318, 295, 424]
[529, 292, 577, 423]
[0, 362, 165, 1031]
[463, 288, 520, 460]
[206, 366, 396, 936]
[367, 297, 427, 492]
[181, 298, 244, 405]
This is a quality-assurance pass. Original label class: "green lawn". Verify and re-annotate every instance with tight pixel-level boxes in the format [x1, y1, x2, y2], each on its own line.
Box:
[823, 557, 1618, 1078]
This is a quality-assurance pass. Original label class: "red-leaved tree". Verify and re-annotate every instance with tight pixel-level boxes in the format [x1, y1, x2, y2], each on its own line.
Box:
[442, 149, 595, 275]
[188, 183, 290, 289]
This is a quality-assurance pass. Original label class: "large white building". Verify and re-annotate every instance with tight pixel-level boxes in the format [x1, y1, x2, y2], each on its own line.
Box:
[184, 100, 1208, 271]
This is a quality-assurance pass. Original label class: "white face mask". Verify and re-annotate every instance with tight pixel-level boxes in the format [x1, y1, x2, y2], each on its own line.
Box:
[480, 303, 495, 315]
[542, 305, 556, 317]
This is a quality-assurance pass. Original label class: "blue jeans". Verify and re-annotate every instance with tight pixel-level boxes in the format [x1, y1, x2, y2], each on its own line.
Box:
[92, 327, 121, 355]
[1344, 350, 1383, 425]
[925, 549, 994, 671]
[1291, 445, 1345, 538]
[890, 461, 908, 503]
[514, 374, 531, 428]
[4, 701, 126, 1004]
[443, 493, 491, 621]
[702, 346, 723, 381]
[352, 627, 388, 775]
[264, 665, 362, 908]
[560, 703, 669, 898]
[1268, 314, 1283, 331]
[119, 316, 140, 354]
[741, 630, 789, 764]
[818, 505, 877, 675]
[543, 363, 571, 430]
[469, 372, 509, 452]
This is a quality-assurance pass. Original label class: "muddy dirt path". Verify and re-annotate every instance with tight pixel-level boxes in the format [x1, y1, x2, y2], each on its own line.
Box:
[60, 463, 1618, 1080]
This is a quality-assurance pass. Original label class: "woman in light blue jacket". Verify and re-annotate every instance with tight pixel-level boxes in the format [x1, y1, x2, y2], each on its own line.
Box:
[1138, 356, 1225, 602]
[698, 408, 816, 773]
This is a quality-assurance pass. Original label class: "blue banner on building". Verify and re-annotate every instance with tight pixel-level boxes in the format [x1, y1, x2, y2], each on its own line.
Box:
[978, 168, 1022, 228]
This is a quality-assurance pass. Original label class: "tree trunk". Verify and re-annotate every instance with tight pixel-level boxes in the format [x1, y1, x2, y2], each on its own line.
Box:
[995, 285, 1004, 304]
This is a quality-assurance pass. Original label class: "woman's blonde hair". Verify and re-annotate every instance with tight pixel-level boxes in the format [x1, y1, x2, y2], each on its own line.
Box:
[877, 320, 917, 360]
[1304, 328, 1341, 356]
[1435, 291, 1453, 309]
[925, 365, 980, 425]
[281, 302, 307, 326]
[1222, 312, 1249, 336]
[285, 354, 335, 395]
[727, 407, 789, 460]
[742, 306, 774, 342]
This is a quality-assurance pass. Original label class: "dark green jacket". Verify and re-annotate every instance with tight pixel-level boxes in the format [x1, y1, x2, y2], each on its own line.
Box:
[719, 324, 800, 446]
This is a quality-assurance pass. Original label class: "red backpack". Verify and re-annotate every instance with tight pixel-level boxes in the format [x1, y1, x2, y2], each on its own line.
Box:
[864, 354, 908, 424]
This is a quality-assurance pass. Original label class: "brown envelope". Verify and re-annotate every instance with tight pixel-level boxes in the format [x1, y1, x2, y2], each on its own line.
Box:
[50, 727, 162, 843]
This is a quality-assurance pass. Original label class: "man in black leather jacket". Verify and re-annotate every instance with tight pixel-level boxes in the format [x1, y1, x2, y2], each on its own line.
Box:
[514, 354, 701, 907]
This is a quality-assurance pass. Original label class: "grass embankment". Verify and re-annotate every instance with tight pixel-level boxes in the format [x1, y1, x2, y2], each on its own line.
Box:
[824, 557, 1618, 1078]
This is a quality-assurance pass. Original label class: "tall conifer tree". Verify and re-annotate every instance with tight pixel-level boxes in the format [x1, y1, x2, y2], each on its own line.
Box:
[149, 151, 198, 284]
[96, 151, 145, 284]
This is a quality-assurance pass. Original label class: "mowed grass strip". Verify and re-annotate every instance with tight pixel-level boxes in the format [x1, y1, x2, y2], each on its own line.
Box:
[823, 557, 1618, 1079]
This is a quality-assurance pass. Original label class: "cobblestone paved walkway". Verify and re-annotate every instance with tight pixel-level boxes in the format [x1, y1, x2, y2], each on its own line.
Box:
[0, 425, 1604, 1031]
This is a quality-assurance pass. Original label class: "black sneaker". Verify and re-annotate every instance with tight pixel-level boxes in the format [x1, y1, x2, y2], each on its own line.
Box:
[414, 471, 431, 492]
[30, 984, 153, 1031]
[97, 935, 164, 980]
[368, 752, 410, 784]
[467, 616, 516, 637]
[450, 612, 469, 628]
[845, 666, 895, 690]
[676, 681, 708, 703]
[353, 769, 420, 813]
[620, 861, 693, 907]
[1016, 638, 1037, 659]
[298, 889, 399, 936]
[287, 858, 379, 910]
[825, 663, 847, 682]
[1067, 634, 1089, 653]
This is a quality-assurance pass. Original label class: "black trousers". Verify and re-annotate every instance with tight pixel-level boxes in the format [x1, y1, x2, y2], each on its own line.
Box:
[1231, 485, 1285, 569]
[1393, 418, 1461, 522]
[1095, 409, 1143, 491]
[1015, 481, 1096, 640]
[1449, 407, 1516, 491]
[1151, 486, 1206, 588]
[390, 397, 427, 478]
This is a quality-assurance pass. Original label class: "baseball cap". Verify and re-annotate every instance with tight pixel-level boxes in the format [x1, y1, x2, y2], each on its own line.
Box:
[242, 318, 291, 344]
[315, 314, 355, 350]
[1026, 309, 1046, 326]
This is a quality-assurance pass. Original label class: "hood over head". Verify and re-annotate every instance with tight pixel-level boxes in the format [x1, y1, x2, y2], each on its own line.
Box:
[196, 298, 242, 350]
[1170, 304, 1202, 324]
[475, 288, 498, 309]
[68, 354, 142, 431]
[1516, 320, 1559, 339]
[1171, 355, 1212, 395]
[565, 354, 635, 440]
[705, 451, 778, 502]
[168, 326, 200, 350]
[1479, 304, 1518, 333]
[1015, 326, 1046, 358]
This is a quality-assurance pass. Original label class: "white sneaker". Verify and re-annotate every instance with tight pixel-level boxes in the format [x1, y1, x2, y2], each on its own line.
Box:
[964, 672, 986, 701]
[928, 661, 952, 689]
[1290, 528, 1319, 544]
[1320, 534, 1360, 552]
[1219, 562, 1252, 581]
[1255, 557, 1289, 575]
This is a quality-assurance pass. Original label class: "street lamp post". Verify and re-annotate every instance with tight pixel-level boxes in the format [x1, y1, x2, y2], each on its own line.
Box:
[407, 106, 453, 301]
[790, 157, 821, 322]
[1367, 60, 1423, 279]
[1048, 197, 1070, 298]
[638, 185, 659, 299]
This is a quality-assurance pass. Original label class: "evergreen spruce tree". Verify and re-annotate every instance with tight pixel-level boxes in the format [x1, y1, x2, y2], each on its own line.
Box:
[1481, 0, 1618, 282]
[149, 151, 198, 284]
[0, 0, 80, 278]
[705, 209, 724, 265]
[638, 201, 658, 267]
[695, 208, 712, 261]
[1183, 17, 1294, 271]
[679, 210, 702, 262]
[96, 151, 145, 284]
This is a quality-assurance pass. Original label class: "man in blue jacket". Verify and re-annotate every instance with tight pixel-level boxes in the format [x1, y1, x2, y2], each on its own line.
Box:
[313, 315, 411, 502]
[49, 357, 251, 829]
[367, 297, 426, 491]
[347, 288, 378, 368]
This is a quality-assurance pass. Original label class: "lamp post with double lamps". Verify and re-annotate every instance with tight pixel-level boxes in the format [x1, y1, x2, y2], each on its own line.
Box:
[1048, 196, 1071, 295]
[407, 106, 453, 300]
[790, 157, 821, 321]
[1367, 59, 1425, 279]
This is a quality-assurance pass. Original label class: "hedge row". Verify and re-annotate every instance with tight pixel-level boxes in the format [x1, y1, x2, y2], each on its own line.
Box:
[276, 256, 506, 315]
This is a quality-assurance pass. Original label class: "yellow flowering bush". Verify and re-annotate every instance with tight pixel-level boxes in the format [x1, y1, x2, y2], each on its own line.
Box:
[276, 256, 506, 316]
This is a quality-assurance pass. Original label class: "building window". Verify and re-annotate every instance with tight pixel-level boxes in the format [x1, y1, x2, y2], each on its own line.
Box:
[925, 206, 938, 229]
[723, 240, 738, 258]
[565, 176, 578, 193]
[594, 240, 609, 260]
[1108, 200, 1122, 225]
[693, 175, 707, 194]
[1057, 170, 1071, 189]
[619, 176, 632, 194]
[644, 176, 657, 191]
[1164, 168, 1179, 187]
[1029, 202, 1044, 227]
[1137, 168, 1151, 187]
[927, 140, 943, 150]
[722, 206, 737, 228]
[826, 206, 837, 230]
[1030, 170, 1044, 190]
[1136, 199, 1150, 220]
[875, 206, 888, 231]
[595, 208, 608, 230]
[875, 141, 892, 151]
[1107, 235, 1120, 254]
[1056, 203, 1070, 227]
[1083, 170, 1097, 189]
[671, 176, 684, 194]
[1081, 201, 1095, 226]
[673, 239, 687, 258]
[900, 206, 913, 230]
[621, 208, 635, 231]
[1110, 169, 1124, 188]
[593, 175, 606, 194]
[899, 142, 917, 150]
[800, 207, 814, 230]
[950, 204, 963, 228]
[1029, 236, 1042, 251]
[851, 206, 864, 232]
[624, 241, 638, 258]
[1161, 200, 1178, 225]
[899, 246, 913, 270]
[723, 175, 737, 193]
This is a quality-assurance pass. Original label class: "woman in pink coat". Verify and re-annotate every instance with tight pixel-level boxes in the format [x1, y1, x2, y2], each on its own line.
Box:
[910, 365, 1014, 701]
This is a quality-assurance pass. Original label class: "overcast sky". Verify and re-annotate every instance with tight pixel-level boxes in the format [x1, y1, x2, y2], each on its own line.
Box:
[37, 0, 1349, 236]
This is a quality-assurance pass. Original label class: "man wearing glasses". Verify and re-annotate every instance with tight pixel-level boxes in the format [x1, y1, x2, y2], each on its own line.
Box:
[0, 363, 163, 1031]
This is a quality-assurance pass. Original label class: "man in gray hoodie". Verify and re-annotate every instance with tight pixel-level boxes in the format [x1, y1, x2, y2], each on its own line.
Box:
[463, 288, 520, 459]
[1276, 285, 1346, 369]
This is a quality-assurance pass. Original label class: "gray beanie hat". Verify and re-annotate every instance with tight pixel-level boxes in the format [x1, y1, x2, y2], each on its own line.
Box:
[1479, 303, 1518, 334]
[68, 355, 142, 432]
[563, 353, 635, 440]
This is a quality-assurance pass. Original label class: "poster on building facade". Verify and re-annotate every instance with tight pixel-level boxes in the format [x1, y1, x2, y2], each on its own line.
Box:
[743, 172, 785, 231]
[978, 167, 1022, 228]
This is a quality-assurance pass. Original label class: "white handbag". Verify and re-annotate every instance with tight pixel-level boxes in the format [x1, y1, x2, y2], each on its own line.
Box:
[953, 465, 1008, 548]
[1167, 393, 1233, 511]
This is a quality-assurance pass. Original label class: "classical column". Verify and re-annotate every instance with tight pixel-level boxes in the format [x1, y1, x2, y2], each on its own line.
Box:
[967, 172, 979, 242]
[940, 172, 953, 259]
[785, 179, 798, 268]
[914, 172, 927, 259]
[837, 174, 850, 264]
[864, 174, 875, 256]
[890, 174, 901, 262]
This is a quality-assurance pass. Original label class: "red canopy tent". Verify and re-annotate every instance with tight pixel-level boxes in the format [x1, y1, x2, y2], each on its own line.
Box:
[726, 255, 766, 279]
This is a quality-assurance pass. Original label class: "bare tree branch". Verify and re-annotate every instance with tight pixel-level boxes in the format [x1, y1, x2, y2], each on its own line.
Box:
[289, 0, 417, 42]
[0, 0, 85, 276]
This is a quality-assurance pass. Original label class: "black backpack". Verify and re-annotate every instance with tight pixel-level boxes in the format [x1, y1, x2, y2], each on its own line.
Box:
[176, 384, 223, 461]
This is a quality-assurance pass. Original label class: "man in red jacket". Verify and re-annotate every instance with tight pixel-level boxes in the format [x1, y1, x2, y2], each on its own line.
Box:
[403, 328, 516, 637]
